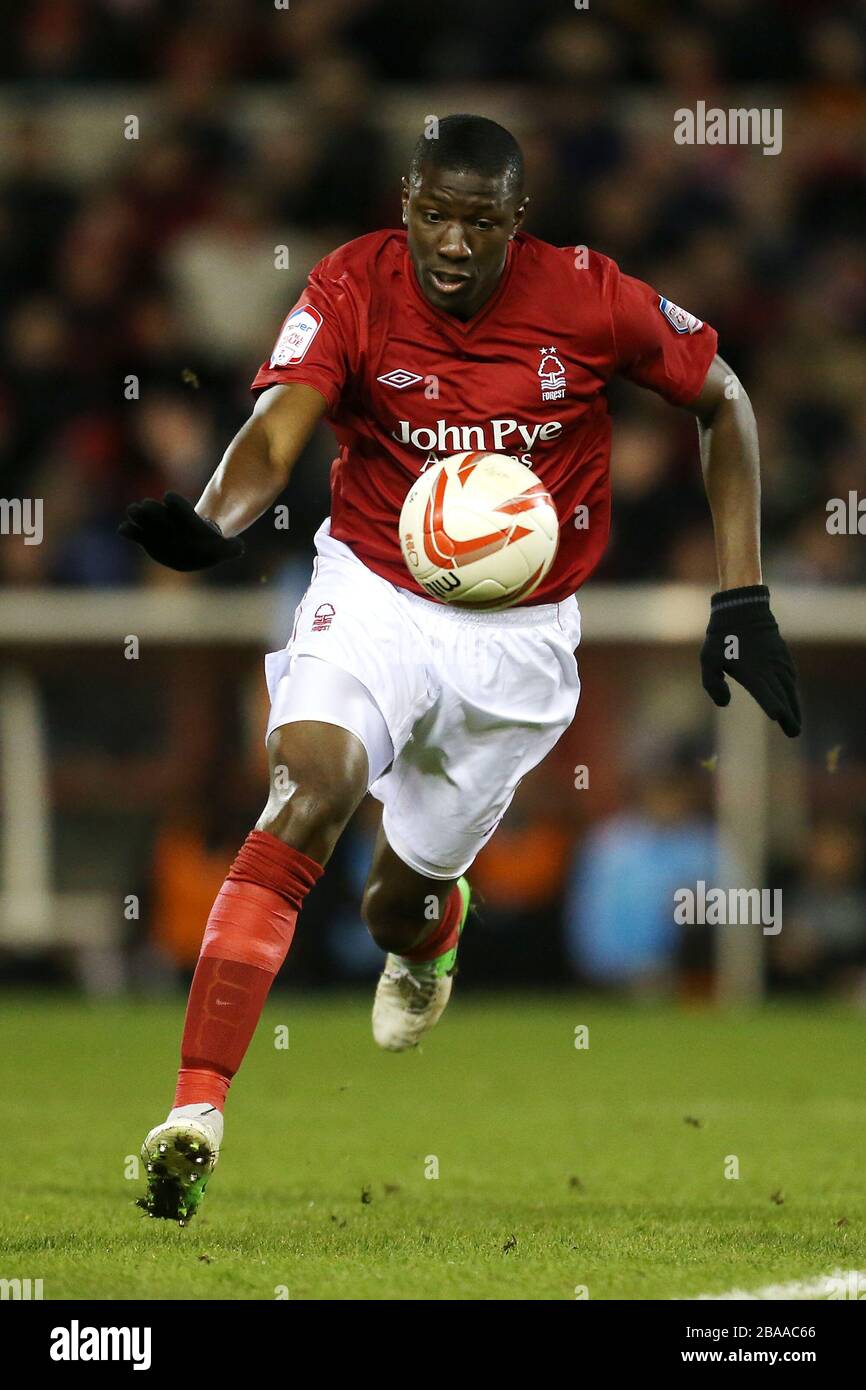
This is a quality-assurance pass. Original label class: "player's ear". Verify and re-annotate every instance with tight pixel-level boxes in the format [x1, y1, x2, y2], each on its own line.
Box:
[401, 176, 410, 224]
[510, 196, 529, 238]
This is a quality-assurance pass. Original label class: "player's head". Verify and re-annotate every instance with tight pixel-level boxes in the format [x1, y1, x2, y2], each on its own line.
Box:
[402, 114, 528, 321]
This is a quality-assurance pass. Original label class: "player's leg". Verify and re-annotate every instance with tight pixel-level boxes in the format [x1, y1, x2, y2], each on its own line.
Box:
[360, 594, 582, 1056]
[173, 718, 368, 1109]
[140, 526, 427, 1219]
[362, 823, 472, 1051]
[362, 821, 457, 954]
[139, 717, 369, 1223]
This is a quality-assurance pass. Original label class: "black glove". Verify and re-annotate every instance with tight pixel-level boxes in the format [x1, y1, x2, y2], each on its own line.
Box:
[700, 584, 801, 738]
[118, 491, 244, 572]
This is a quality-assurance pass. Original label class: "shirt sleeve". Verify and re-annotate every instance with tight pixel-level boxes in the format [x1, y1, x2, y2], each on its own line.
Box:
[250, 265, 353, 412]
[608, 262, 718, 407]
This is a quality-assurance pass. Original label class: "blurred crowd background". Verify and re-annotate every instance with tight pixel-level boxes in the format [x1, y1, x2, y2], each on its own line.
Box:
[1, 0, 864, 999]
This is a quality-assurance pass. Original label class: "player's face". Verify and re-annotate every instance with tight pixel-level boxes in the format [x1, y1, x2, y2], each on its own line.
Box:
[402, 167, 527, 321]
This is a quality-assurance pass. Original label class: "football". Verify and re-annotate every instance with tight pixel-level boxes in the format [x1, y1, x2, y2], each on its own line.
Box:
[398, 452, 560, 609]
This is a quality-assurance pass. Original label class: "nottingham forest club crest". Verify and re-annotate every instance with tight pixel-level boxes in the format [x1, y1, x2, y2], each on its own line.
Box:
[538, 346, 566, 402]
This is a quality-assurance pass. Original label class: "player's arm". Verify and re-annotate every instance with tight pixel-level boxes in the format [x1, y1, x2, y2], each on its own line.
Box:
[119, 384, 327, 571]
[608, 262, 801, 736]
[686, 353, 801, 737]
[689, 353, 761, 589]
[197, 383, 327, 537]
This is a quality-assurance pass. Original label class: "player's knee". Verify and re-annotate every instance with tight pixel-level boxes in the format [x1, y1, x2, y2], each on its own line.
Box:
[258, 740, 367, 861]
[259, 784, 346, 841]
[360, 880, 419, 953]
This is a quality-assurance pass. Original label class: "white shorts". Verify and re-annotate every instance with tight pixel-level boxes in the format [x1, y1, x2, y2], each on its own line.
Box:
[264, 518, 582, 880]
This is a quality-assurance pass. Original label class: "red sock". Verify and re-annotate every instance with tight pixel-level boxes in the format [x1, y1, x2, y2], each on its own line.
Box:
[400, 884, 463, 963]
[174, 830, 323, 1111]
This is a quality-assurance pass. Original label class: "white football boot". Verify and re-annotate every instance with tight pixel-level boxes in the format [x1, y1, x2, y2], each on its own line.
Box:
[372, 877, 471, 1052]
[137, 1103, 223, 1225]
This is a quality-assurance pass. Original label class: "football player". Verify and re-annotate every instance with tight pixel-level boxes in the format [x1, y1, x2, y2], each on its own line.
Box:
[121, 115, 800, 1222]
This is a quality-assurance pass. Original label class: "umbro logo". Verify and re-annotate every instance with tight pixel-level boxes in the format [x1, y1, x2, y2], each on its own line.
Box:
[377, 369, 423, 390]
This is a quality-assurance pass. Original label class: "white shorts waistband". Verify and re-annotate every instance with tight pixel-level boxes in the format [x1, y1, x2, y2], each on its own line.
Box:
[394, 583, 567, 627]
[316, 515, 573, 628]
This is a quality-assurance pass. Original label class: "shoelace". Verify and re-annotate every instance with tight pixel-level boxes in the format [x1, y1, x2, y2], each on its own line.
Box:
[383, 964, 439, 1010]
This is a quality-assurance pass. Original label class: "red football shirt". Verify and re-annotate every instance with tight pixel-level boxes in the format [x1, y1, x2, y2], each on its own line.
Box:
[251, 229, 717, 605]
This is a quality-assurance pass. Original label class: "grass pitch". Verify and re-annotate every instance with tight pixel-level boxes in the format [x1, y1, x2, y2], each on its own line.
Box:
[0, 993, 863, 1300]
